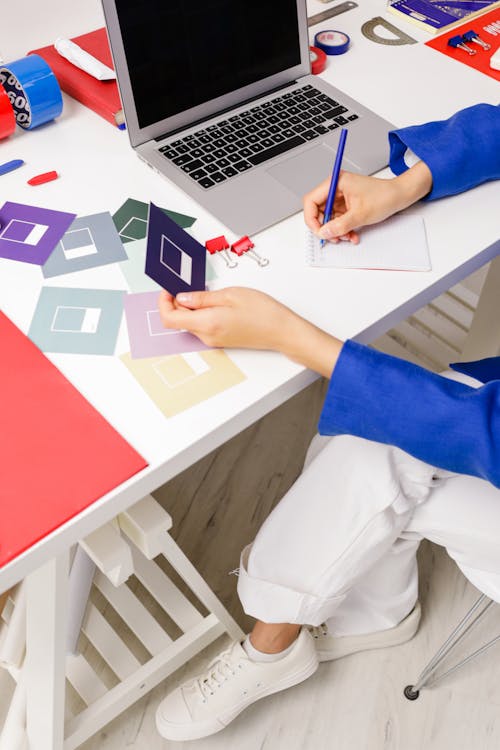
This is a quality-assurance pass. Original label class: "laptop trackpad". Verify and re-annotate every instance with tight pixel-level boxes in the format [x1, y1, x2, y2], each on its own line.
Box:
[266, 143, 357, 197]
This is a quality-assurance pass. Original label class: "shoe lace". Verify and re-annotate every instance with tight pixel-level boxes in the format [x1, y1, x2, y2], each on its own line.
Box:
[195, 647, 242, 701]
[309, 623, 328, 639]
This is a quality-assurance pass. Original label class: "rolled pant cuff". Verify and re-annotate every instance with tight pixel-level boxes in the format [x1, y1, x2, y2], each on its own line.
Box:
[237, 545, 347, 626]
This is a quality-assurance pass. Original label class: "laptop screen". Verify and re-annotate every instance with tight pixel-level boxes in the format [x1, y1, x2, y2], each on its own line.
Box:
[115, 0, 301, 130]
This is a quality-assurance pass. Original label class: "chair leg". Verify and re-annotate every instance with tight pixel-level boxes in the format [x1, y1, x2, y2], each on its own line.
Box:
[404, 594, 496, 700]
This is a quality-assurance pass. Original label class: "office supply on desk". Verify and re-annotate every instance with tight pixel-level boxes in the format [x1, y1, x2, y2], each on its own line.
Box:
[145, 203, 206, 296]
[120, 349, 246, 418]
[320, 127, 348, 248]
[308, 2, 358, 26]
[113, 197, 196, 243]
[0, 159, 24, 176]
[0, 311, 147, 567]
[490, 44, 500, 65]
[124, 291, 209, 359]
[29, 28, 125, 129]
[426, 7, 500, 79]
[41, 211, 127, 277]
[101, 0, 394, 236]
[387, 0, 500, 34]
[361, 16, 418, 44]
[448, 34, 477, 53]
[0, 84, 15, 139]
[462, 28, 492, 47]
[314, 30, 351, 54]
[54, 37, 116, 80]
[205, 236, 238, 268]
[0, 201, 76, 264]
[0, 55, 63, 130]
[28, 286, 124, 354]
[309, 46, 328, 74]
[231, 236, 270, 266]
[306, 213, 431, 270]
[27, 170, 59, 186]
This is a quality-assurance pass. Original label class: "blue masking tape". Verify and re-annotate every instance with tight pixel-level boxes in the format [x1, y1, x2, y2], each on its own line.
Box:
[0, 55, 63, 130]
[314, 30, 351, 55]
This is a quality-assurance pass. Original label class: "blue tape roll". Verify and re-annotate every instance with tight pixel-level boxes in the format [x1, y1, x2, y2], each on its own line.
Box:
[0, 55, 63, 130]
[314, 30, 350, 55]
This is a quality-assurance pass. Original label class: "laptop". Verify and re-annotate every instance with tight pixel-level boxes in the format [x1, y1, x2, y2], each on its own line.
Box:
[102, 0, 394, 235]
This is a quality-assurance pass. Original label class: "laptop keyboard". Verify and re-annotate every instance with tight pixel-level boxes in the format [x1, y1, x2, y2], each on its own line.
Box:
[158, 84, 359, 190]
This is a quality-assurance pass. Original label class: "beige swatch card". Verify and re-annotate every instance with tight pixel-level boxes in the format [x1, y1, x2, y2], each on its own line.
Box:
[121, 349, 246, 417]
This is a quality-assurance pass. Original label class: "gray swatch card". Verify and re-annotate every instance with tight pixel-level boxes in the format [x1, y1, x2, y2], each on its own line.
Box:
[41, 212, 128, 278]
[28, 287, 124, 355]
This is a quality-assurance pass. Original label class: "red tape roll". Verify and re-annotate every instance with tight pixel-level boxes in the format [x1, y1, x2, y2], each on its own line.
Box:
[309, 45, 327, 75]
[0, 83, 15, 139]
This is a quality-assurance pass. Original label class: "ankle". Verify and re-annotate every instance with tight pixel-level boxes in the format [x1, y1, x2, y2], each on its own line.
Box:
[250, 622, 301, 654]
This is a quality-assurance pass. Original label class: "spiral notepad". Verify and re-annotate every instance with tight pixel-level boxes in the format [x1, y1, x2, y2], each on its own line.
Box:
[306, 214, 431, 271]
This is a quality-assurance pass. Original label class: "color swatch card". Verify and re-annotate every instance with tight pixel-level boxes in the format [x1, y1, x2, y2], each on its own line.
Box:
[113, 197, 195, 243]
[124, 290, 208, 358]
[145, 203, 206, 295]
[0, 201, 76, 265]
[0, 311, 147, 568]
[28, 286, 124, 355]
[120, 349, 246, 417]
[120, 238, 162, 293]
[305, 214, 431, 271]
[120, 238, 217, 293]
[41, 211, 127, 277]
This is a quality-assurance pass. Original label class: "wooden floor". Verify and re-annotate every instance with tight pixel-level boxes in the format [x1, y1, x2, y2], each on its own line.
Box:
[73, 376, 500, 750]
[2, 267, 500, 748]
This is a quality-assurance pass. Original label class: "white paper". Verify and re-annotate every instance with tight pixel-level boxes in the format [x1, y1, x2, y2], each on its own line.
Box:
[55, 37, 116, 81]
[306, 213, 431, 271]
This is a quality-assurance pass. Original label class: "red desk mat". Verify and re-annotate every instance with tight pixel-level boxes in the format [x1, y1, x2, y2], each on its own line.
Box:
[0, 312, 148, 568]
[426, 8, 500, 82]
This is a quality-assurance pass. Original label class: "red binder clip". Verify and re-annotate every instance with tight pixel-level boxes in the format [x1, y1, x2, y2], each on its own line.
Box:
[230, 236, 269, 267]
[205, 235, 237, 268]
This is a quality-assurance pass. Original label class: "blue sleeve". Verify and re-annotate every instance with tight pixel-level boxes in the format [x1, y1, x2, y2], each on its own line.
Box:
[318, 340, 500, 488]
[388, 103, 500, 200]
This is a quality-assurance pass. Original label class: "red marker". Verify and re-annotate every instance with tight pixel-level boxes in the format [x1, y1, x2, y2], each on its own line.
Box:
[27, 170, 59, 186]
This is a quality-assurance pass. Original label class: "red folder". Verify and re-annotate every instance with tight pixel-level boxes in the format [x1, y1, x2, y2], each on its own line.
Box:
[0, 312, 148, 568]
[29, 28, 125, 128]
[426, 8, 500, 82]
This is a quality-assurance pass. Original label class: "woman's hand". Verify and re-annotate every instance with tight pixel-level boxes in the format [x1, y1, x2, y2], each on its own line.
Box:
[303, 162, 433, 243]
[158, 287, 343, 378]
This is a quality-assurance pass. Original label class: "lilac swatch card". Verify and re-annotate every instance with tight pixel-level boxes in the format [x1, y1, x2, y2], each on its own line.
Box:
[145, 203, 206, 296]
[0, 202, 77, 265]
[124, 291, 208, 359]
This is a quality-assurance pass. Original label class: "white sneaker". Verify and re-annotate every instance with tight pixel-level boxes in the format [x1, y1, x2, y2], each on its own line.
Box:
[310, 602, 421, 662]
[155, 629, 318, 741]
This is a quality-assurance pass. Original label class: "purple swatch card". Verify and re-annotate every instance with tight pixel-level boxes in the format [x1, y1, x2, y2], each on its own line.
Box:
[145, 203, 206, 296]
[124, 291, 208, 359]
[0, 202, 77, 265]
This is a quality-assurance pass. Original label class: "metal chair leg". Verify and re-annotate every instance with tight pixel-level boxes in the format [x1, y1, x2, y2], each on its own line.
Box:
[404, 595, 498, 700]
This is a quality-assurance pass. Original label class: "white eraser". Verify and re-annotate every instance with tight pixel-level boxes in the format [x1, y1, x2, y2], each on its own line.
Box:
[55, 37, 116, 81]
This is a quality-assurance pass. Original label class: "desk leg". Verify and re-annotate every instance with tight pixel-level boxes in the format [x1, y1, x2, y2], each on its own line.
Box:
[25, 553, 69, 750]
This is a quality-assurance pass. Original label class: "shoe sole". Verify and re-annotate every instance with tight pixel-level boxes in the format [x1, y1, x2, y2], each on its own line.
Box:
[317, 602, 422, 662]
[156, 653, 319, 742]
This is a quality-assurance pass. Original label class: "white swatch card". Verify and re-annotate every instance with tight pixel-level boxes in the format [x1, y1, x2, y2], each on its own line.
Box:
[306, 213, 431, 271]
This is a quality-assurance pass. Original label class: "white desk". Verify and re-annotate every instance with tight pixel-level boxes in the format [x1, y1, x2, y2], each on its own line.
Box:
[0, 0, 499, 747]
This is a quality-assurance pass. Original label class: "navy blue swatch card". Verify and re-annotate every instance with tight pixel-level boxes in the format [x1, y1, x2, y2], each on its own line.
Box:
[145, 203, 206, 295]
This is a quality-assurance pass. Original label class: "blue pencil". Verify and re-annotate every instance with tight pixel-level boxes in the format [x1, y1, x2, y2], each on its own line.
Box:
[320, 128, 348, 248]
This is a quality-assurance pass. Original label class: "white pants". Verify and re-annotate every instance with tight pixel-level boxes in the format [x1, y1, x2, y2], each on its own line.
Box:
[237, 426, 500, 636]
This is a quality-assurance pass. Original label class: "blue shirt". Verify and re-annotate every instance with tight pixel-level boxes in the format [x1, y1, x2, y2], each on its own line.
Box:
[318, 104, 500, 487]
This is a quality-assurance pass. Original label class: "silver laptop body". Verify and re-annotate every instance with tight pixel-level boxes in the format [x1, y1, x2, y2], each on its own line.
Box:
[102, 0, 394, 235]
